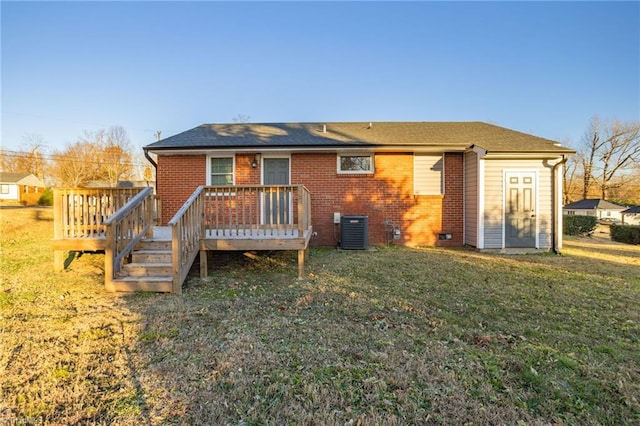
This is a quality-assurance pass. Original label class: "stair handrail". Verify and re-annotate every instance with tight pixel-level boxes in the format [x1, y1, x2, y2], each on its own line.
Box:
[103, 187, 155, 290]
[168, 185, 206, 294]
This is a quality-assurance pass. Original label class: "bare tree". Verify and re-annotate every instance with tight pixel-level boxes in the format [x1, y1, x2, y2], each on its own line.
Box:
[580, 117, 604, 199]
[0, 134, 48, 180]
[596, 121, 640, 199]
[579, 116, 640, 200]
[562, 154, 581, 204]
[50, 126, 135, 187]
[100, 126, 133, 187]
[50, 140, 100, 187]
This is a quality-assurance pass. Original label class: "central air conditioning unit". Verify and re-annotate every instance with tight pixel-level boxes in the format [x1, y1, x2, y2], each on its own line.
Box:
[340, 215, 368, 250]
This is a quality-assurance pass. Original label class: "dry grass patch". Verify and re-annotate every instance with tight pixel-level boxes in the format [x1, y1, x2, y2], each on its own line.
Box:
[1, 208, 639, 425]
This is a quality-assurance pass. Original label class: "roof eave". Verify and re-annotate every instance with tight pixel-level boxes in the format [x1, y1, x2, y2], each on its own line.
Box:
[145, 144, 472, 155]
[481, 151, 574, 159]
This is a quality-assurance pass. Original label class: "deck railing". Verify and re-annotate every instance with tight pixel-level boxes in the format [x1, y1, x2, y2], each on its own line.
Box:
[168, 186, 206, 294]
[167, 184, 312, 292]
[53, 187, 143, 238]
[103, 187, 155, 289]
[204, 185, 312, 237]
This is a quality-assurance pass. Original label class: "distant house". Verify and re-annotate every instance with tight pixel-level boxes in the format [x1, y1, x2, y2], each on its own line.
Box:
[563, 199, 626, 222]
[621, 206, 640, 225]
[144, 121, 575, 251]
[0, 172, 46, 206]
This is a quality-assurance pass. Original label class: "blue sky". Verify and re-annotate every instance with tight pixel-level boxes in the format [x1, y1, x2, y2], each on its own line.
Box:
[2, 1, 639, 157]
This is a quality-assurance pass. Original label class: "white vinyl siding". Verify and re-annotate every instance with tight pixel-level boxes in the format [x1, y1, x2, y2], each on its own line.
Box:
[483, 159, 553, 249]
[464, 151, 478, 246]
[0, 184, 18, 200]
[414, 154, 444, 195]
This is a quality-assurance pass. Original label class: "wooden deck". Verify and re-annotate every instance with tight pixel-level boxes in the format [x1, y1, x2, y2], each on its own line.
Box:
[52, 185, 312, 293]
[152, 226, 312, 249]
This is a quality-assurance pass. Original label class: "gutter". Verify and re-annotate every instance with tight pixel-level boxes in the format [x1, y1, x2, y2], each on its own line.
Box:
[143, 147, 157, 169]
[143, 148, 158, 191]
[552, 155, 568, 254]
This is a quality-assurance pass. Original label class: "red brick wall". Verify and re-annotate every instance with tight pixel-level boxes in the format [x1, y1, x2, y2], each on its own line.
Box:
[157, 152, 464, 246]
[236, 154, 261, 185]
[157, 155, 206, 224]
[441, 153, 464, 247]
[292, 152, 463, 247]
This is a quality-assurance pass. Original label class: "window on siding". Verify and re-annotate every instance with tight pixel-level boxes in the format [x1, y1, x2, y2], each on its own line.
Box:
[337, 154, 374, 174]
[0, 184, 9, 194]
[209, 157, 234, 185]
[414, 154, 444, 195]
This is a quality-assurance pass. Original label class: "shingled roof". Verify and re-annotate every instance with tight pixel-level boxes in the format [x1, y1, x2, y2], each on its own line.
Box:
[145, 122, 574, 154]
[0, 172, 44, 186]
[563, 199, 626, 210]
[622, 206, 640, 214]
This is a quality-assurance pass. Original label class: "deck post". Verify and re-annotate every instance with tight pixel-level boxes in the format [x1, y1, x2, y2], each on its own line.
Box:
[54, 250, 65, 271]
[199, 188, 207, 278]
[104, 223, 115, 292]
[298, 249, 305, 279]
[171, 225, 182, 295]
[200, 250, 208, 278]
[145, 196, 154, 238]
[53, 190, 64, 270]
[297, 185, 304, 237]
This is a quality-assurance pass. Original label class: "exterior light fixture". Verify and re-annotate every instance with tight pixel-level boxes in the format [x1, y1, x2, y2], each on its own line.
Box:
[251, 154, 260, 168]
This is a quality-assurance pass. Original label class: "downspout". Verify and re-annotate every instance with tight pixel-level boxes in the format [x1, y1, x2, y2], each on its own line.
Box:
[143, 147, 157, 170]
[552, 155, 568, 254]
[144, 130, 161, 171]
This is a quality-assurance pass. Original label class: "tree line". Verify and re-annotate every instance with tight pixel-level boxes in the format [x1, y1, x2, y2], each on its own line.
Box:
[0, 126, 153, 187]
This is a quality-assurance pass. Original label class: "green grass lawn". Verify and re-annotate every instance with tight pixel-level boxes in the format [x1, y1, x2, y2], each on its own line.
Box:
[1, 208, 639, 425]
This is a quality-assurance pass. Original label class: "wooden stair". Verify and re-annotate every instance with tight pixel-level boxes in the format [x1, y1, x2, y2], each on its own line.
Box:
[107, 238, 174, 293]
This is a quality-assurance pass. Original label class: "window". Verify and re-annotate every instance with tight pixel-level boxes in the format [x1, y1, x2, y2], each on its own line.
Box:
[566, 210, 575, 215]
[337, 154, 374, 174]
[209, 157, 234, 185]
[0, 184, 9, 194]
[414, 154, 444, 195]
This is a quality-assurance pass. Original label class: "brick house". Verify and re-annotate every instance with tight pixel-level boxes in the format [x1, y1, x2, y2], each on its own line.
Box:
[0, 172, 46, 206]
[144, 122, 574, 251]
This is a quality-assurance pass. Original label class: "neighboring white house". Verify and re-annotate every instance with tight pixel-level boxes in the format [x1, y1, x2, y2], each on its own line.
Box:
[621, 206, 640, 225]
[0, 172, 46, 205]
[563, 199, 626, 222]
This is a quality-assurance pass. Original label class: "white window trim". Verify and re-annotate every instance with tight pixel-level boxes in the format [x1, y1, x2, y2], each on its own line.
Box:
[337, 153, 375, 174]
[206, 155, 235, 186]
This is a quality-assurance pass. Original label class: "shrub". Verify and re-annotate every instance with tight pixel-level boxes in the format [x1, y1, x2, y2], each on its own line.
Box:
[563, 215, 598, 236]
[610, 224, 640, 245]
[38, 188, 53, 206]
